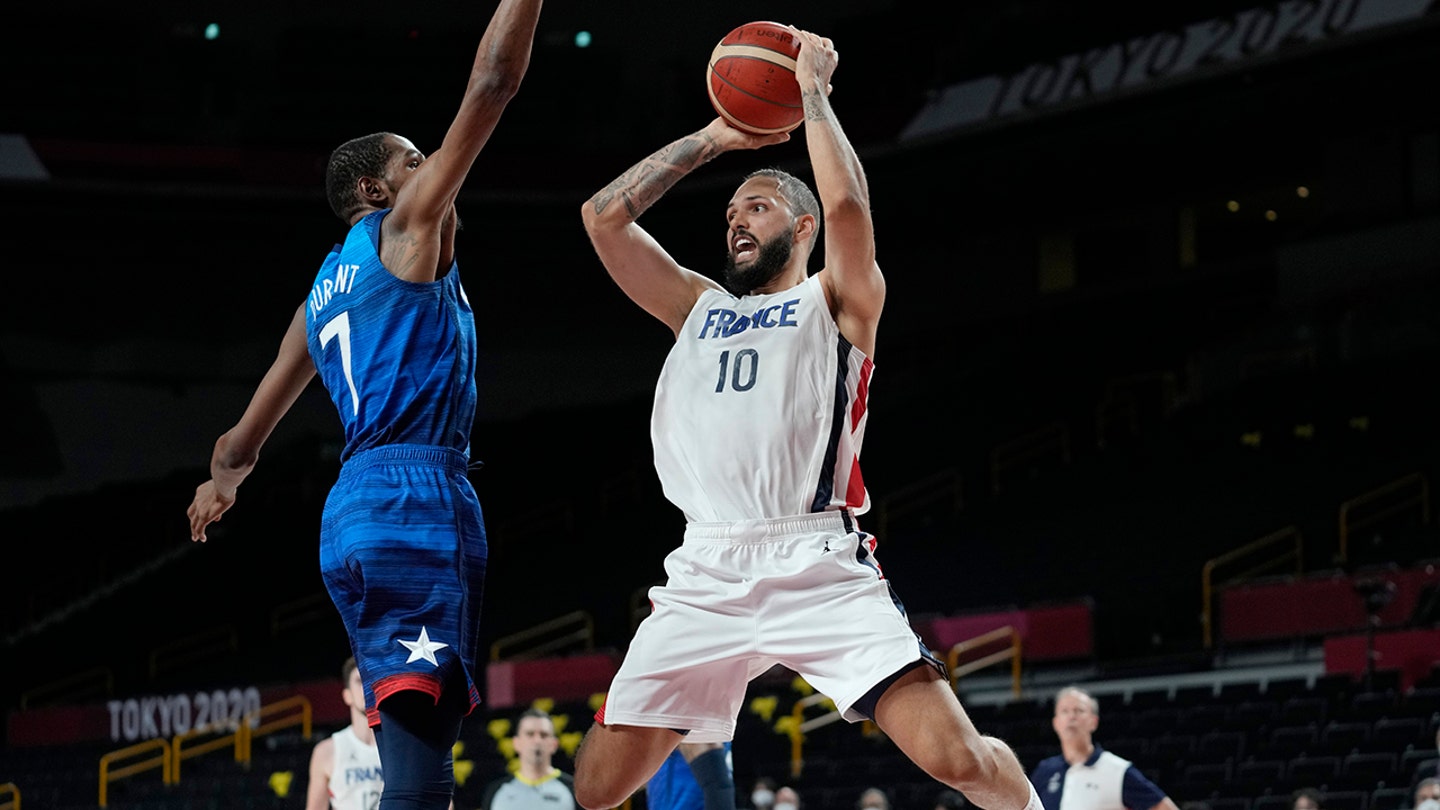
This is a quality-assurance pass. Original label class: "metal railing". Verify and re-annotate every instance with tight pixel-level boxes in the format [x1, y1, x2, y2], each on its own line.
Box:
[629, 581, 663, 636]
[870, 468, 964, 539]
[1338, 472, 1430, 565]
[171, 719, 246, 783]
[948, 625, 1022, 696]
[270, 592, 333, 638]
[245, 694, 313, 758]
[94, 693, 313, 803]
[781, 625, 1025, 779]
[490, 610, 594, 662]
[1201, 525, 1304, 649]
[784, 693, 846, 779]
[148, 625, 238, 681]
[990, 422, 1070, 495]
[19, 666, 112, 710]
[1094, 371, 1178, 450]
[98, 738, 170, 808]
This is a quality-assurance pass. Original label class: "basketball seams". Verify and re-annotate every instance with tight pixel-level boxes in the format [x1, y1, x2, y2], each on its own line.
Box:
[708, 67, 802, 109]
[709, 44, 798, 72]
[706, 84, 796, 135]
[704, 20, 804, 135]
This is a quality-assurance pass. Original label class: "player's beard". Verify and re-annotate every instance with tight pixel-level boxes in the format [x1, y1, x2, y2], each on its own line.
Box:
[722, 233, 792, 297]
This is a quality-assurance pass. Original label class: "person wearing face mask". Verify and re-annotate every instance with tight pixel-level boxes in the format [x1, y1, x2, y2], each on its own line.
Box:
[1290, 787, 1324, 810]
[773, 785, 802, 810]
[1414, 777, 1440, 810]
[749, 777, 777, 810]
[857, 787, 893, 810]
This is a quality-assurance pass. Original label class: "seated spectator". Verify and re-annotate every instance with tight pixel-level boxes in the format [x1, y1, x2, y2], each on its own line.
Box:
[856, 787, 892, 810]
[1414, 777, 1439, 810]
[933, 789, 967, 810]
[1291, 788, 1324, 810]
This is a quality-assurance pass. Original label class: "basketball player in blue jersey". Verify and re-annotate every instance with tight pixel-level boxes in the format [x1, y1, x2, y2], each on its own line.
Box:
[573, 24, 1041, 810]
[185, 0, 543, 806]
[646, 742, 735, 810]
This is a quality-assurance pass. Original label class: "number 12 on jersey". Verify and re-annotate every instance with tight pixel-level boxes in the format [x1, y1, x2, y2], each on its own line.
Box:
[715, 348, 758, 393]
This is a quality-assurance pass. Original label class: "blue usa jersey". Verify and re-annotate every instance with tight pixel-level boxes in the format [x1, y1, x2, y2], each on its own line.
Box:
[309, 208, 487, 721]
[304, 209, 477, 462]
[646, 743, 732, 810]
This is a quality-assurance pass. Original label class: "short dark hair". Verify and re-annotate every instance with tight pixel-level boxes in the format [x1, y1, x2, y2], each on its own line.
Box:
[341, 656, 358, 683]
[325, 132, 394, 223]
[744, 168, 821, 241]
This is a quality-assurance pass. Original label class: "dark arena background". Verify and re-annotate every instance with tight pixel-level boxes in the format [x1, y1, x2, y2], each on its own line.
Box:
[2, 0, 1439, 808]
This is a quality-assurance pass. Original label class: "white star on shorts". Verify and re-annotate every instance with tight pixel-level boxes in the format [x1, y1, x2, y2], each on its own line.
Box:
[398, 626, 449, 666]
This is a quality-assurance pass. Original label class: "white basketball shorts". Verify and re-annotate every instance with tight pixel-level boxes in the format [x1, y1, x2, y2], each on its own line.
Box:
[597, 510, 938, 743]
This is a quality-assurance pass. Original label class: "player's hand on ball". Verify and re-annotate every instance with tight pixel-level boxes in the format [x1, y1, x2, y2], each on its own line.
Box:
[704, 117, 790, 151]
[789, 27, 837, 95]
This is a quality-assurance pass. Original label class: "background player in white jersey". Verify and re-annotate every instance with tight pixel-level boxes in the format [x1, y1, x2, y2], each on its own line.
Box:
[307, 657, 383, 810]
[573, 24, 1040, 810]
[305, 656, 457, 810]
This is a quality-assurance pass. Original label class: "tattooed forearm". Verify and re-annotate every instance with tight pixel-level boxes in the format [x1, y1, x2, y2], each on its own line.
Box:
[803, 88, 829, 122]
[590, 130, 721, 219]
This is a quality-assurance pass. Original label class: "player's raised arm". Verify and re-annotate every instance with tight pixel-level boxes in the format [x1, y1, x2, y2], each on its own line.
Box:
[791, 28, 885, 357]
[385, 0, 544, 276]
[581, 118, 787, 335]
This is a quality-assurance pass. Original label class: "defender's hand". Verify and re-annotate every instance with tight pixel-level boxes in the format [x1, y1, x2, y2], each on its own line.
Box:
[188, 480, 236, 542]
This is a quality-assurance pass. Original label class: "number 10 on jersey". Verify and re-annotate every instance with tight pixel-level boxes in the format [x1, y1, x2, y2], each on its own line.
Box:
[715, 348, 759, 393]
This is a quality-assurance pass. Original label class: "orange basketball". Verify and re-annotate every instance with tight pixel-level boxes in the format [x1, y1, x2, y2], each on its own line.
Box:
[707, 21, 803, 135]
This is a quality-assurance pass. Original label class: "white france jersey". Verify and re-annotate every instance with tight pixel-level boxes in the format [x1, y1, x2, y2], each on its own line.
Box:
[652, 273, 873, 523]
[329, 726, 383, 810]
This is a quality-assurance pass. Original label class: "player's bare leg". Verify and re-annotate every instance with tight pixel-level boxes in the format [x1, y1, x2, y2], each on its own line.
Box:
[573, 723, 684, 810]
[873, 666, 1035, 810]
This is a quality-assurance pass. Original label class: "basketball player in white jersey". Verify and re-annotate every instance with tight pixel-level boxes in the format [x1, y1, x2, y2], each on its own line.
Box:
[308, 657, 383, 810]
[573, 25, 1041, 810]
[305, 658, 460, 810]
